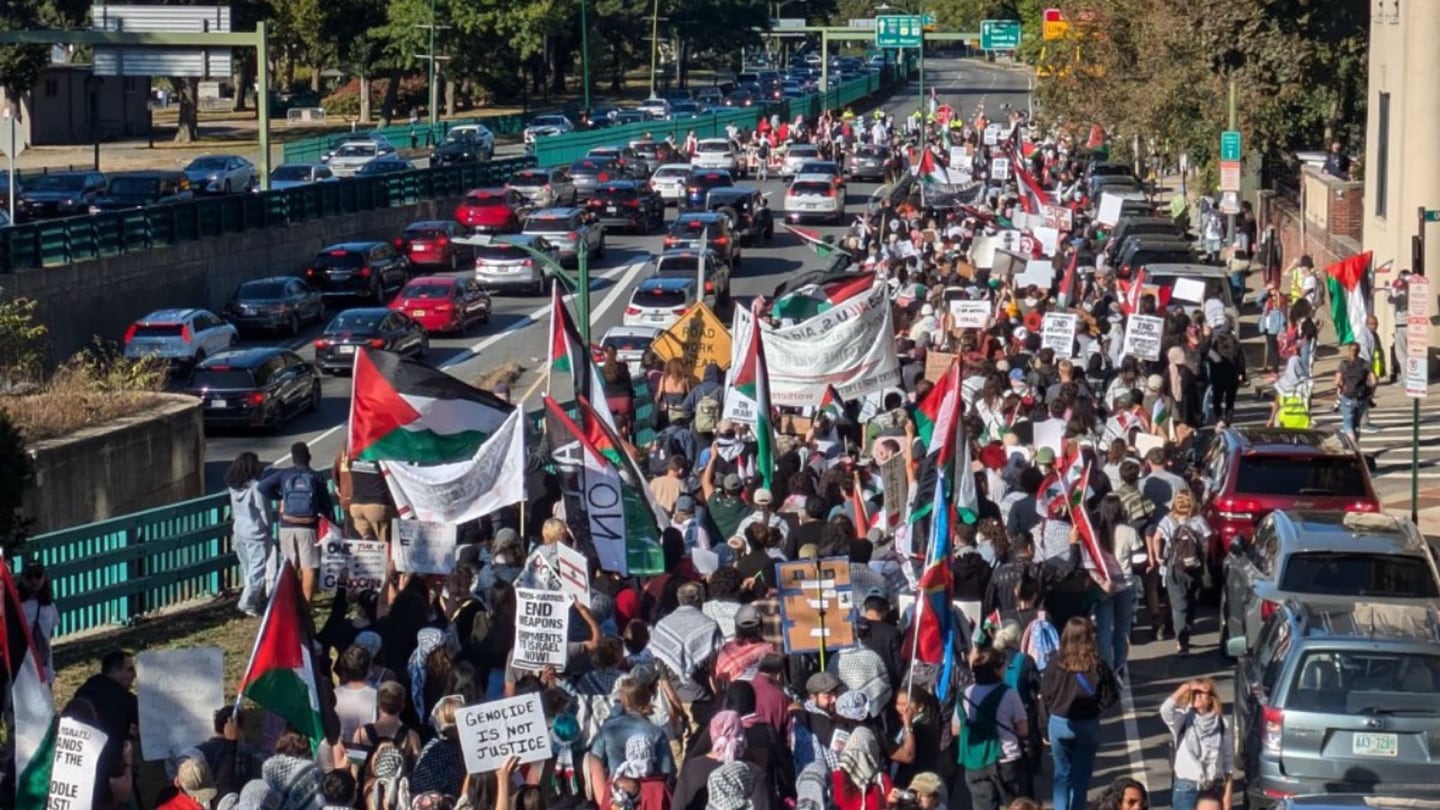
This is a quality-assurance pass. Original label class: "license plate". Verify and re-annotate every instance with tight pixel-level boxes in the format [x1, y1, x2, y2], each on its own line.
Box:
[411, 309, 427, 317]
[327, 272, 351, 280]
[606, 206, 619, 214]
[208, 399, 228, 409]
[646, 314, 670, 324]
[337, 345, 355, 355]
[1353, 733, 1398, 757]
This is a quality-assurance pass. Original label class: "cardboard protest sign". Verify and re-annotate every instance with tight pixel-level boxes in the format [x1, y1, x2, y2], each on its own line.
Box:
[392, 519, 458, 575]
[1171, 277, 1207, 304]
[137, 648, 223, 762]
[775, 557, 857, 654]
[512, 588, 570, 670]
[1122, 314, 1164, 361]
[990, 157, 1011, 181]
[924, 350, 957, 383]
[650, 302, 731, 383]
[457, 693, 550, 773]
[47, 718, 108, 810]
[949, 300, 991, 329]
[320, 539, 388, 591]
[1096, 193, 1125, 226]
[555, 542, 591, 608]
[1041, 204, 1073, 230]
[968, 235, 998, 270]
[1041, 312, 1078, 359]
[878, 445, 907, 524]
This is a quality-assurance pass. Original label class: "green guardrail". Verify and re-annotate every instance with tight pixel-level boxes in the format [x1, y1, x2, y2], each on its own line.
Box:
[0, 157, 533, 273]
[282, 107, 578, 164]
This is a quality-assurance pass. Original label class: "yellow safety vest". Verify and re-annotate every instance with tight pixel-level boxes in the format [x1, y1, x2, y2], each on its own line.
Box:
[1277, 394, 1311, 429]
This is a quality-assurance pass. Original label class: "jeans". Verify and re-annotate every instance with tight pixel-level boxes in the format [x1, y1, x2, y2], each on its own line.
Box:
[1172, 778, 1200, 810]
[1338, 395, 1360, 438]
[1093, 587, 1137, 671]
[1166, 567, 1200, 649]
[233, 532, 272, 614]
[1049, 715, 1100, 810]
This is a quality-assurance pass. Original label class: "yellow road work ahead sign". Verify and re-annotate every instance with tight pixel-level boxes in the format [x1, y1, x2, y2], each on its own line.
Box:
[651, 303, 732, 383]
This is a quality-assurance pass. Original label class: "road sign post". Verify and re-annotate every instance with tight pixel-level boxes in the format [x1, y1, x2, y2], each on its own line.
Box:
[1411, 207, 1435, 524]
[0, 108, 23, 221]
[875, 15, 922, 48]
[980, 19, 1021, 51]
[1220, 130, 1242, 162]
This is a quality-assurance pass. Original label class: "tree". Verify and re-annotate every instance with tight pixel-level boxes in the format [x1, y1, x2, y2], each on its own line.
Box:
[0, 0, 88, 106]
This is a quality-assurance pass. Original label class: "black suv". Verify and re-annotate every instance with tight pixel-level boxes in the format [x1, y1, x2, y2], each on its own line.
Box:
[304, 242, 410, 303]
[585, 180, 665, 234]
[663, 212, 739, 265]
[16, 170, 107, 220]
[185, 347, 322, 430]
[705, 186, 774, 246]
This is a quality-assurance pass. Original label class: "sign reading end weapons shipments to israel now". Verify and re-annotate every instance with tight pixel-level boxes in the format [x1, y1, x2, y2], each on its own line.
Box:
[774, 557, 857, 654]
[762, 283, 901, 408]
[512, 587, 570, 670]
[651, 302, 732, 383]
[1121, 314, 1164, 362]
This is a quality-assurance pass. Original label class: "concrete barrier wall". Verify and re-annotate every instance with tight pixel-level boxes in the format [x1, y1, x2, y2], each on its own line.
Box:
[23, 393, 204, 534]
[10, 196, 462, 366]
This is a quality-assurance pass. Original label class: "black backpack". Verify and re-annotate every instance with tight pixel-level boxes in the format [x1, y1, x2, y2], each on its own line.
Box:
[1167, 523, 1205, 572]
[1340, 359, 1370, 400]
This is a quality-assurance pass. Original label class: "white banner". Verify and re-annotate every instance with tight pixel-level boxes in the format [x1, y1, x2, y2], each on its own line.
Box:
[1041, 312, 1078, 359]
[513, 588, 570, 670]
[382, 409, 526, 525]
[759, 283, 901, 407]
[48, 718, 108, 810]
[320, 539, 389, 591]
[137, 648, 223, 762]
[556, 542, 591, 607]
[457, 694, 550, 774]
[1121, 314, 1164, 362]
[393, 519, 458, 575]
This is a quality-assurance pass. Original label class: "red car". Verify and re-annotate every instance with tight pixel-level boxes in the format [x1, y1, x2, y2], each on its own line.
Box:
[395, 220, 470, 271]
[454, 188, 525, 233]
[389, 276, 492, 334]
[1199, 426, 1381, 570]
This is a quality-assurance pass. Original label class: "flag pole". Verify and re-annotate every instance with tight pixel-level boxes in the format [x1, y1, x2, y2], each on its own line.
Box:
[813, 557, 828, 671]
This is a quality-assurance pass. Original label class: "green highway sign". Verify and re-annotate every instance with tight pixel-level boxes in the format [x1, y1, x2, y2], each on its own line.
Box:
[980, 19, 1021, 50]
[1220, 130, 1242, 162]
[922, 13, 936, 24]
[1425, 209, 1440, 223]
[876, 14, 923, 47]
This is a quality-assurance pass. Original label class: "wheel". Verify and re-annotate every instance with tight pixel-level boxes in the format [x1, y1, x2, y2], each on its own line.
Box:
[595, 235, 606, 259]
[306, 381, 322, 412]
[223, 180, 231, 194]
[287, 312, 301, 337]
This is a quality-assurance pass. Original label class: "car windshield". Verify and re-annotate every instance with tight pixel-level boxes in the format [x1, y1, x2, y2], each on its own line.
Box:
[603, 334, 654, 352]
[237, 281, 289, 300]
[655, 168, 690, 179]
[314, 253, 365, 270]
[1280, 552, 1439, 598]
[107, 177, 159, 196]
[190, 369, 255, 389]
[632, 143, 663, 157]
[28, 174, 86, 192]
[792, 181, 832, 195]
[132, 323, 184, 338]
[511, 171, 549, 185]
[357, 160, 404, 174]
[531, 117, 568, 127]
[526, 217, 571, 231]
[271, 166, 312, 181]
[693, 174, 730, 187]
[656, 257, 702, 275]
[1235, 455, 1370, 497]
[188, 158, 230, 171]
[400, 283, 453, 300]
[442, 132, 479, 145]
[789, 147, 819, 158]
[594, 187, 635, 200]
[1287, 649, 1440, 713]
[799, 161, 836, 174]
[463, 194, 507, 207]
[570, 160, 609, 174]
[634, 288, 688, 307]
[475, 245, 529, 261]
[325, 312, 383, 333]
[673, 219, 713, 233]
[697, 142, 729, 153]
[335, 145, 376, 158]
[404, 228, 447, 240]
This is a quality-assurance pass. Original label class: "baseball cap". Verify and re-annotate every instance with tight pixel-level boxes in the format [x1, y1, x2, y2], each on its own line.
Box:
[176, 756, 218, 805]
[1146, 374, 1163, 392]
[806, 671, 843, 695]
[735, 604, 762, 628]
[674, 494, 697, 514]
[1008, 367, 1025, 382]
[722, 473, 744, 492]
[753, 487, 774, 506]
[1034, 446, 1056, 465]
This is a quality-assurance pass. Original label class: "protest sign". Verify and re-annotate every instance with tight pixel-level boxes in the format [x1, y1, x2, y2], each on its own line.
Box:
[650, 302, 731, 383]
[137, 648, 223, 762]
[924, 350, 957, 383]
[457, 693, 550, 774]
[968, 234, 998, 270]
[1096, 193, 1125, 226]
[1041, 312, 1078, 358]
[984, 125, 1002, 146]
[1171, 277, 1207, 304]
[512, 588, 570, 670]
[320, 539, 388, 591]
[555, 542, 591, 608]
[996, 230, 1024, 254]
[1041, 204, 1074, 231]
[949, 300, 991, 329]
[1033, 226, 1061, 257]
[1033, 420, 1065, 458]
[1135, 432, 1166, 458]
[392, 519, 458, 575]
[775, 557, 857, 654]
[1015, 258, 1055, 290]
[1121, 314, 1164, 361]
[47, 718, 108, 810]
[948, 146, 969, 171]
[877, 445, 907, 524]
[990, 157, 1011, 181]
[760, 284, 901, 407]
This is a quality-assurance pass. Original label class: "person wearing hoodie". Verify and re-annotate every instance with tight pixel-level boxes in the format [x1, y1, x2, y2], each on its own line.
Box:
[951, 523, 992, 632]
[225, 452, 274, 617]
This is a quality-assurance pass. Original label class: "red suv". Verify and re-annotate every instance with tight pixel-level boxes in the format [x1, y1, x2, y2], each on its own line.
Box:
[1199, 427, 1381, 567]
[454, 188, 525, 233]
[394, 220, 468, 271]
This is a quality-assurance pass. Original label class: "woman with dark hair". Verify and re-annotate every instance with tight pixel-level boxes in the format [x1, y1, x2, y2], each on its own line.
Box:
[1090, 495, 1143, 676]
[1092, 777, 1149, 810]
[17, 562, 57, 684]
[1039, 617, 1117, 810]
[225, 451, 272, 617]
[602, 345, 636, 438]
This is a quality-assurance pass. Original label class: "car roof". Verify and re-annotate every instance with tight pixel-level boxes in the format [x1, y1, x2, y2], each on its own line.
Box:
[139, 308, 203, 322]
[603, 325, 664, 339]
[658, 248, 720, 260]
[199, 347, 288, 368]
[707, 186, 754, 197]
[463, 187, 510, 196]
[320, 241, 385, 252]
[404, 275, 459, 286]
[656, 163, 693, 172]
[404, 220, 452, 230]
[675, 212, 724, 223]
[239, 276, 298, 286]
[1270, 510, 1423, 556]
[330, 307, 392, 320]
[1287, 598, 1440, 645]
[529, 207, 581, 218]
[109, 169, 187, 179]
[789, 144, 820, 152]
[597, 180, 642, 190]
[1281, 797, 1440, 810]
[792, 173, 837, 183]
[1220, 426, 1360, 456]
[697, 138, 730, 145]
[635, 276, 694, 292]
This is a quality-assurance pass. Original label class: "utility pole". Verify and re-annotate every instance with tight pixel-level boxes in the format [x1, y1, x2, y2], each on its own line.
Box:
[649, 0, 662, 98]
[414, 0, 451, 129]
[916, 0, 924, 120]
[579, 0, 591, 111]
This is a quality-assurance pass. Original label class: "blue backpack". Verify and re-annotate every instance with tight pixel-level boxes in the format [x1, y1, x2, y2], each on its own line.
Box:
[1020, 612, 1060, 672]
[281, 471, 319, 520]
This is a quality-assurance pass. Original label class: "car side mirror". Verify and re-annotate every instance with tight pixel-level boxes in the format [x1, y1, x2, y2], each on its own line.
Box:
[1224, 636, 1248, 659]
[1228, 535, 1248, 556]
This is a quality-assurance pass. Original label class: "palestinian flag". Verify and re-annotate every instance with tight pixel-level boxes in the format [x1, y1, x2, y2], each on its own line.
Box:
[548, 282, 616, 430]
[955, 427, 979, 525]
[544, 396, 666, 575]
[849, 472, 871, 539]
[4, 560, 56, 809]
[1056, 250, 1080, 308]
[1152, 395, 1172, 434]
[910, 357, 962, 525]
[1066, 464, 1123, 585]
[237, 561, 336, 752]
[1325, 251, 1373, 346]
[817, 384, 845, 423]
[770, 269, 875, 323]
[348, 349, 513, 464]
[912, 147, 951, 185]
[784, 223, 848, 259]
[724, 305, 774, 489]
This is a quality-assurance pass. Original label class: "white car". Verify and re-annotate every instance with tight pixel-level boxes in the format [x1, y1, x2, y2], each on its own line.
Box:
[268, 163, 336, 190]
[600, 325, 664, 377]
[781, 143, 820, 178]
[123, 308, 238, 368]
[637, 97, 671, 119]
[692, 139, 740, 174]
[182, 154, 257, 194]
[784, 173, 845, 224]
[623, 277, 705, 329]
[326, 142, 384, 176]
[650, 164, 693, 206]
[523, 115, 575, 145]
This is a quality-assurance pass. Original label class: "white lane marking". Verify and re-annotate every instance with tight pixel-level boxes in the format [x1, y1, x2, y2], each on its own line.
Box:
[267, 259, 649, 466]
[1119, 674, 1152, 795]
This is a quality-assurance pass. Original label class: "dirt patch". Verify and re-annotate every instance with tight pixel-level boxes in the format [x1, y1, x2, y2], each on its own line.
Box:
[470, 360, 524, 392]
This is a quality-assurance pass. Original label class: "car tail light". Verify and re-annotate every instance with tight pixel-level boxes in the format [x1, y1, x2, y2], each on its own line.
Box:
[246, 392, 266, 406]
[688, 186, 699, 193]
[673, 306, 688, 315]
[1263, 789, 1295, 801]
[434, 303, 453, 311]
[180, 324, 193, 343]
[314, 338, 330, 348]
[437, 235, 450, 246]
[663, 236, 678, 246]
[521, 259, 533, 267]
[360, 266, 373, 278]
[625, 306, 641, 316]
[306, 267, 317, 277]
[1261, 707, 1284, 754]
[625, 199, 640, 208]
[1214, 496, 1262, 522]
[823, 187, 836, 197]
[123, 324, 137, 343]
[598, 172, 609, 182]
[705, 282, 714, 293]
[567, 232, 578, 241]
[368, 338, 386, 349]
[714, 236, 728, 245]
[1349, 500, 1379, 512]
[1260, 599, 1279, 621]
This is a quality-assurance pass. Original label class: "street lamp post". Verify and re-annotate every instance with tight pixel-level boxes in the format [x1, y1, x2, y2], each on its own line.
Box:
[579, 0, 591, 111]
[649, 0, 662, 98]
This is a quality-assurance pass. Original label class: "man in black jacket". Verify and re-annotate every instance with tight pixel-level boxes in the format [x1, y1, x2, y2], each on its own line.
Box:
[858, 595, 904, 689]
[983, 532, 1080, 626]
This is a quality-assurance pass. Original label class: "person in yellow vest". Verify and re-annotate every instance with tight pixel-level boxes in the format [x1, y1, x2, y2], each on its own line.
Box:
[1268, 344, 1311, 429]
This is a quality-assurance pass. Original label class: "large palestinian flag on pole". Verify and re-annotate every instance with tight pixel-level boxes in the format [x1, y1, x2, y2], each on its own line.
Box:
[544, 396, 666, 575]
[348, 349, 513, 464]
[237, 561, 337, 752]
[1325, 251, 1372, 346]
[909, 356, 962, 526]
[548, 282, 616, 431]
[5, 560, 56, 809]
[769, 269, 875, 323]
[721, 304, 774, 490]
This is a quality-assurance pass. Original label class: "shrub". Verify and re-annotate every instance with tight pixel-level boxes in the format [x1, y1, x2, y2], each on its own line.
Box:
[322, 75, 430, 118]
[1, 339, 169, 444]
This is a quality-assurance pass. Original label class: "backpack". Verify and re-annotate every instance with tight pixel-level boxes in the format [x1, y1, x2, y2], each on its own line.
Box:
[281, 471, 320, 520]
[956, 685, 1010, 771]
[1002, 650, 1026, 690]
[694, 391, 721, 434]
[1019, 613, 1060, 672]
[1167, 523, 1205, 572]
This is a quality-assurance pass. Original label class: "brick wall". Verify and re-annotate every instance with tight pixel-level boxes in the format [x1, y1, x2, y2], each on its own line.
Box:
[1257, 166, 1364, 275]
